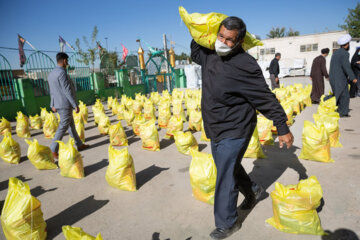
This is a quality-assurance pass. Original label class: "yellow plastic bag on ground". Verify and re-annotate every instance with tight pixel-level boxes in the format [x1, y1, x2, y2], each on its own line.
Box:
[107, 96, 114, 110]
[150, 92, 160, 105]
[313, 112, 342, 148]
[188, 109, 202, 132]
[0, 117, 11, 135]
[117, 104, 125, 120]
[281, 103, 294, 126]
[144, 100, 156, 120]
[25, 139, 57, 170]
[62, 225, 103, 240]
[172, 99, 186, 122]
[299, 121, 334, 163]
[106, 146, 136, 191]
[139, 120, 160, 151]
[244, 127, 266, 159]
[30, 114, 42, 130]
[124, 108, 135, 126]
[189, 149, 217, 204]
[317, 96, 337, 114]
[132, 114, 146, 136]
[109, 122, 128, 146]
[174, 131, 198, 155]
[79, 101, 88, 124]
[257, 115, 274, 145]
[179, 6, 263, 50]
[200, 121, 211, 142]
[57, 138, 84, 179]
[165, 115, 183, 139]
[1, 177, 47, 240]
[74, 115, 85, 143]
[0, 132, 21, 164]
[158, 100, 171, 128]
[98, 114, 110, 135]
[43, 112, 59, 138]
[266, 176, 325, 235]
[40, 107, 48, 122]
[16, 111, 31, 138]
[133, 100, 143, 115]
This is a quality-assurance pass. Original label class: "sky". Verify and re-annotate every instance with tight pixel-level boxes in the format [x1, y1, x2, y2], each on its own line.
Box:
[0, 0, 358, 69]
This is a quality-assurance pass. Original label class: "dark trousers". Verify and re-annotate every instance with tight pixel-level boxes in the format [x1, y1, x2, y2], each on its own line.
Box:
[270, 74, 280, 90]
[211, 138, 256, 229]
[336, 89, 350, 116]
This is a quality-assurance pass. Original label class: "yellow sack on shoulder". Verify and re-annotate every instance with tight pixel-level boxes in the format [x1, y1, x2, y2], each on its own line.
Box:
[165, 115, 183, 139]
[299, 121, 334, 163]
[179, 6, 263, 50]
[313, 112, 342, 148]
[174, 131, 198, 155]
[188, 109, 202, 132]
[57, 138, 84, 179]
[30, 114, 42, 130]
[106, 146, 136, 191]
[62, 225, 103, 240]
[139, 120, 160, 151]
[244, 127, 266, 159]
[257, 115, 274, 145]
[0, 132, 21, 164]
[25, 139, 57, 170]
[266, 176, 325, 235]
[0, 117, 11, 135]
[189, 149, 217, 204]
[43, 112, 59, 138]
[132, 114, 146, 136]
[16, 111, 31, 138]
[1, 177, 47, 240]
[98, 114, 110, 135]
[109, 121, 128, 146]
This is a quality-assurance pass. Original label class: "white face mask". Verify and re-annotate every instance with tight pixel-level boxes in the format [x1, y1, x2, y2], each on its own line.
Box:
[215, 39, 233, 56]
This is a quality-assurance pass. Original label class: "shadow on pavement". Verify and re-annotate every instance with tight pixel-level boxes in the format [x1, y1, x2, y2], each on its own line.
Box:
[152, 232, 192, 240]
[248, 143, 308, 192]
[0, 175, 32, 191]
[160, 138, 173, 149]
[136, 165, 169, 190]
[322, 229, 359, 240]
[84, 159, 108, 176]
[87, 138, 110, 150]
[198, 143, 207, 151]
[46, 195, 109, 239]
[19, 156, 28, 163]
[128, 136, 140, 145]
[85, 125, 98, 131]
[31, 186, 57, 198]
[85, 134, 106, 142]
[31, 131, 43, 137]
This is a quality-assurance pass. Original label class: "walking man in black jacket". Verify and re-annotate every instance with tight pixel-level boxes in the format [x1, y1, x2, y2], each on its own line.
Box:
[269, 53, 281, 89]
[191, 17, 294, 239]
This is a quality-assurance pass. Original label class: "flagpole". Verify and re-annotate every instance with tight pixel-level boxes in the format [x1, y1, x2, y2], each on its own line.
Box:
[66, 42, 76, 52]
[25, 41, 37, 51]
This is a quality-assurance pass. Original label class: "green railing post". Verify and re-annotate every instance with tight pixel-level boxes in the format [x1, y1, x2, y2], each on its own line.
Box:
[16, 78, 38, 116]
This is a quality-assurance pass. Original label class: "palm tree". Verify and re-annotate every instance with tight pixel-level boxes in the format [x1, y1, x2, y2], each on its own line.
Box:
[266, 27, 286, 38]
[287, 28, 300, 37]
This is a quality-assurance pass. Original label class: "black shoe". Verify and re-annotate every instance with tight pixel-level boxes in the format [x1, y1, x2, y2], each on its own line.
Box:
[340, 114, 351, 118]
[210, 221, 241, 240]
[240, 186, 265, 210]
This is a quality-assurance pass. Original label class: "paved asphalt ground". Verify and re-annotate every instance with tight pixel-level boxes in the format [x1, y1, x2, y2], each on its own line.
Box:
[0, 77, 359, 240]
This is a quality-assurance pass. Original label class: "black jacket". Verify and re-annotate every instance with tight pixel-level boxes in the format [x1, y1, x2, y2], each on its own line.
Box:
[190, 40, 289, 142]
[269, 58, 280, 77]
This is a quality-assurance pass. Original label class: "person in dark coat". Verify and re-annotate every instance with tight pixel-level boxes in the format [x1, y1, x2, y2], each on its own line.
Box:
[191, 17, 294, 240]
[329, 34, 357, 117]
[350, 47, 360, 97]
[310, 48, 330, 103]
[269, 53, 281, 89]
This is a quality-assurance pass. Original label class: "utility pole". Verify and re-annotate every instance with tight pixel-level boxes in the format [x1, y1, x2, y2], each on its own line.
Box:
[163, 34, 170, 91]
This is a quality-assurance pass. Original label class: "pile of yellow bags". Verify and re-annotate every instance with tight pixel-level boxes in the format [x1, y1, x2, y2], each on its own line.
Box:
[30, 114, 42, 129]
[109, 122, 128, 146]
[43, 112, 59, 138]
[174, 131, 198, 155]
[266, 176, 325, 235]
[0, 132, 21, 164]
[0, 117, 11, 135]
[106, 146, 136, 191]
[244, 127, 266, 159]
[299, 121, 334, 163]
[16, 111, 31, 138]
[139, 120, 160, 151]
[57, 138, 85, 179]
[179, 6, 263, 50]
[165, 115, 183, 139]
[1, 177, 47, 240]
[189, 149, 217, 204]
[313, 112, 342, 148]
[62, 225, 103, 240]
[25, 139, 58, 170]
[132, 114, 146, 136]
[257, 115, 274, 145]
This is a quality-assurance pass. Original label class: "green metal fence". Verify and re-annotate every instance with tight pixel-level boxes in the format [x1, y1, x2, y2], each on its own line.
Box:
[68, 53, 92, 91]
[0, 53, 18, 101]
[25, 51, 56, 96]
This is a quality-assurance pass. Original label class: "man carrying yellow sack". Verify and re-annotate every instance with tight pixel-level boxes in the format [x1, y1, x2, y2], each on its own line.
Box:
[190, 16, 294, 239]
[48, 52, 89, 159]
